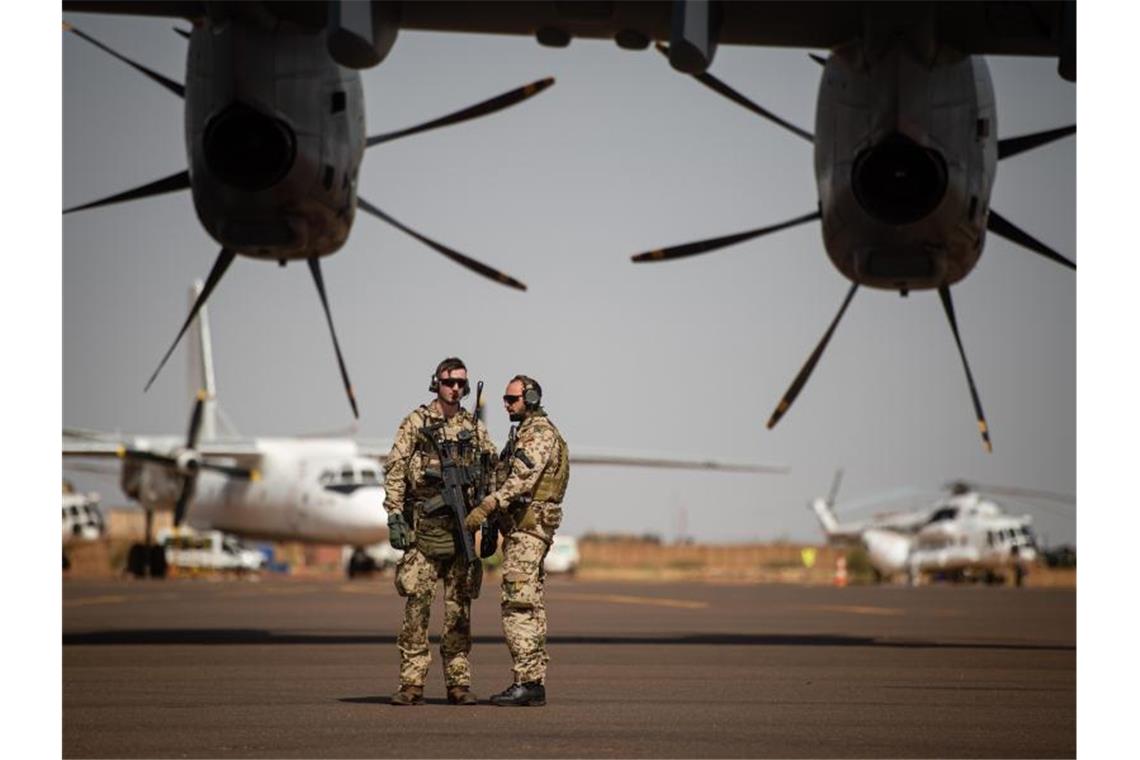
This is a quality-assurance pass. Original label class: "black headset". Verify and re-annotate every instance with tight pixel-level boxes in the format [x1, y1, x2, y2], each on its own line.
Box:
[429, 360, 471, 398]
[518, 376, 542, 410]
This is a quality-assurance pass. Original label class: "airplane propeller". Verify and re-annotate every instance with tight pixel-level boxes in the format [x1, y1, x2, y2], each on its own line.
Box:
[64, 23, 549, 417]
[114, 391, 259, 527]
[634, 45, 1075, 450]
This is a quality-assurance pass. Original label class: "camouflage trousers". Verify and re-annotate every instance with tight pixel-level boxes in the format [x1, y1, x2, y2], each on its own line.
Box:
[500, 530, 552, 684]
[394, 548, 480, 687]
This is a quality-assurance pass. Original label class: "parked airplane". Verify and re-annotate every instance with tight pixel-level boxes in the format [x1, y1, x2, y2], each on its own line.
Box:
[63, 283, 786, 578]
[810, 479, 1042, 585]
[63, 7, 553, 418]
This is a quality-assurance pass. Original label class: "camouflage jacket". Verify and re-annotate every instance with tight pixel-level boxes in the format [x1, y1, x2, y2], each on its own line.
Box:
[382, 400, 497, 517]
[486, 410, 568, 511]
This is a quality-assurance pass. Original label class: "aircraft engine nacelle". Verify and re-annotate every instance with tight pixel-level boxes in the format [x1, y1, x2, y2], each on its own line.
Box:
[861, 528, 912, 575]
[814, 43, 997, 292]
[121, 460, 184, 513]
[185, 19, 366, 261]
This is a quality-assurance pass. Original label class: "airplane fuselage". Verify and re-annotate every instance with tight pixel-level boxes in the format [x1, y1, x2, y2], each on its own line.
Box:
[815, 43, 996, 292]
[124, 438, 387, 545]
[186, 16, 366, 261]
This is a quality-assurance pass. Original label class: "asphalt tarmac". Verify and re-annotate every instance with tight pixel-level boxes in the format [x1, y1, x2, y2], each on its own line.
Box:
[62, 576, 1075, 758]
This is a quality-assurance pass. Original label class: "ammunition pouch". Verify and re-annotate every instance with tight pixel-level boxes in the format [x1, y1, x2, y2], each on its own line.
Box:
[387, 511, 413, 551]
[415, 520, 456, 559]
[419, 493, 448, 516]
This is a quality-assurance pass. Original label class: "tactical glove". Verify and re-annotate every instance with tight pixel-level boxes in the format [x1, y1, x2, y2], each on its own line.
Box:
[388, 510, 412, 550]
[464, 496, 497, 531]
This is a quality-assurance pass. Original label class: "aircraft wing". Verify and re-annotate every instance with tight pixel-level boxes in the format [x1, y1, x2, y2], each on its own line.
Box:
[355, 439, 785, 474]
[400, 1, 1067, 56]
[63, 431, 261, 461]
[63, 1, 1069, 58]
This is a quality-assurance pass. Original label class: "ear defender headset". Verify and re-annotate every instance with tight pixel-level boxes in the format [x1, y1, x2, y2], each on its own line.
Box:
[430, 359, 470, 398]
[519, 376, 542, 410]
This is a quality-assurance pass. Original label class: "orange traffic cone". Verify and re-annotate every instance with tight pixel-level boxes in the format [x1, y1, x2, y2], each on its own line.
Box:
[834, 556, 848, 587]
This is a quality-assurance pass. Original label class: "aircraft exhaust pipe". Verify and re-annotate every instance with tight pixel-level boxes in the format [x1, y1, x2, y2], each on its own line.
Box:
[851, 133, 947, 225]
[203, 102, 297, 192]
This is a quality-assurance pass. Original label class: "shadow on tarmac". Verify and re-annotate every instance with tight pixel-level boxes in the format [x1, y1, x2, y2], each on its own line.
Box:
[62, 629, 1074, 651]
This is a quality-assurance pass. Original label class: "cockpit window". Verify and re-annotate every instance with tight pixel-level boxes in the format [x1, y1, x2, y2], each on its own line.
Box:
[927, 507, 958, 524]
[320, 464, 383, 494]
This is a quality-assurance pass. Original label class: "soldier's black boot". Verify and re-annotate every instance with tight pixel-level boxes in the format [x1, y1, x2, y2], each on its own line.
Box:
[390, 684, 424, 706]
[447, 685, 478, 705]
[490, 681, 546, 706]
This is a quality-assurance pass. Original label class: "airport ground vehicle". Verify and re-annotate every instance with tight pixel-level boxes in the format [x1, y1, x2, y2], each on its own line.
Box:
[544, 535, 581, 575]
[343, 542, 403, 578]
[155, 528, 265, 576]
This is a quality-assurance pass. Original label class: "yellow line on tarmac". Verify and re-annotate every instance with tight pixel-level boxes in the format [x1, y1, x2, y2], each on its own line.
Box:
[64, 595, 128, 607]
[555, 592, 707, 610]
[800, 604, 904, 617]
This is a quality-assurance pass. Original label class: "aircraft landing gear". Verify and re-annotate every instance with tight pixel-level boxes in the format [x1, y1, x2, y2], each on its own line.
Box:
[125, 509, 168, 578]
[346, 547, 377, 579]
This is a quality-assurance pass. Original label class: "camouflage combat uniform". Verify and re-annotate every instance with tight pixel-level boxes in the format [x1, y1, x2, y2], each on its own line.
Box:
[384, 400, 496, 689]
[483, 409, 569, 685]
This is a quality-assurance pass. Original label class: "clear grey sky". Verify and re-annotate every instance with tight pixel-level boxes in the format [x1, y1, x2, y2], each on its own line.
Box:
[61, 13, 1076, 544]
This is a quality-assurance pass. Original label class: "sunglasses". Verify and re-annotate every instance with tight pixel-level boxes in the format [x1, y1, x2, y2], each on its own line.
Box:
[439, 378, 468, 389]
[502, 394, 522, 403]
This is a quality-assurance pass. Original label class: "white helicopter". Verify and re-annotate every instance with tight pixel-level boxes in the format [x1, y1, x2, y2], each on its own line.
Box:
[810, 473, 1046, 586]
[64, 282, 786, 578]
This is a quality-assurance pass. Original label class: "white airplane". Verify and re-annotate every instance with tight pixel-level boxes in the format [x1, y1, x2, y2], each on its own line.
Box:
[64, 283, 786, 578]
[810, 478, 1041, 586]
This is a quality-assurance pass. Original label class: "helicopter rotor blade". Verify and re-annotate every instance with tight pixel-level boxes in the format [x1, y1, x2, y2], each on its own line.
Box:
[767, 282, 858, 429]
[632, 210, 820, 263]
[356, 196, 528, 290]
[64, 22, 185, 98]
[997, 125, 1075, 161]
[938, 285, 992, 453]
[64, 170, 191, 215]
[146, 248, 236, 393]
[656, 43, 813, 143]
[987, 210, 1075, 270]
[307, 257, 359, 420]
[366, 77, 555, 147]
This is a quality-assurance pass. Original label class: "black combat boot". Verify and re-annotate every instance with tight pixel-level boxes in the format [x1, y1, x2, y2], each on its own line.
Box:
[390, 684, 424, 706]
[489, 681, 545, 706]
[446, 685, 478, 705]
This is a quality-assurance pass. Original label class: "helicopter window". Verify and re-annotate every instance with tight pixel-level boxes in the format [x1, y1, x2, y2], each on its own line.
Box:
[330, 91, 346, 114]
[341, 468, 355, 480]
[68, 506, 80, 518]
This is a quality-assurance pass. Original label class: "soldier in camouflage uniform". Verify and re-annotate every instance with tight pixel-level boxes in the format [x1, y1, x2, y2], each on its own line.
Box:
[385, 357, 497, 706]
[466, 375, 569, 707]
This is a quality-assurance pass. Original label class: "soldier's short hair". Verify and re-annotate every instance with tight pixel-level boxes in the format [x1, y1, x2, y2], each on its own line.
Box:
[435, 357, 467, 379]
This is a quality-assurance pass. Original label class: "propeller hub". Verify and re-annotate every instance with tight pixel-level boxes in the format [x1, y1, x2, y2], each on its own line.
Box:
[174, 449, 201, 478]
[852, 133, 947, 225]
[203, 102, 296, 192]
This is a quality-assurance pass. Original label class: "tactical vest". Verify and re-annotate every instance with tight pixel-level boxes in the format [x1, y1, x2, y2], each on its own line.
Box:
[532, 420, 569, 504]
[406, 405, 481, 559]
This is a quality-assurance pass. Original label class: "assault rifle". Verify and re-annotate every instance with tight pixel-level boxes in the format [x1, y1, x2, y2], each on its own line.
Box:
[472, 381, 500, 558]
[421, 421, 478, 565]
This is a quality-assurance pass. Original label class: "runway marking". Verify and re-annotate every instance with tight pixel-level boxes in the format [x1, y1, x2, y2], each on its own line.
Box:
[799, 604, 905, 617]
[554, 592, 707, 610]
[64, 595, 128, 607]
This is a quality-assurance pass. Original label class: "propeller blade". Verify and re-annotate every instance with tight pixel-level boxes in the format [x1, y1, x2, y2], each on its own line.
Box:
[185, 390, 206, 450]
[64, 22, 185, 98]
[366, 77, 555, 148]
[356, 196, 528, 290]
[307, 257, 360, 420]
[938, 285, 992, 453]
[632, 210, 820, 263]
[200, 461, 260, 480]
[64, 169, 191, 215]
[118, 447, 178, 468]
[826, 468, 844, 507]
[146, 248, 236, 392]
[987, 209, 1075, 270]
[173, 477, 194, 527]
[997, 125, 1075, 161]
[656, 43, 813, 143]
[767, 282, 858, 429]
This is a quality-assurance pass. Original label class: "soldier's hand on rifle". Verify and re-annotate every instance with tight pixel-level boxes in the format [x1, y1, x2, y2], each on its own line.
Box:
[465, 496, 497, 531]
